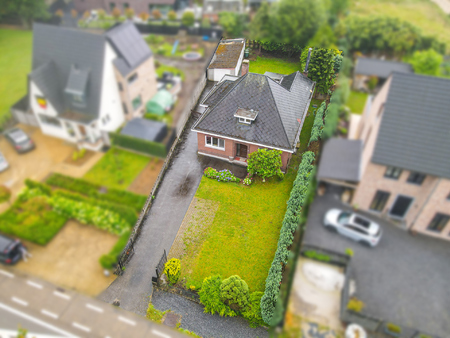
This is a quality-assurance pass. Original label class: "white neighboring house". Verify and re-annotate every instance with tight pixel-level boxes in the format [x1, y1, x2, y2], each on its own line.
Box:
[207, 38, 245, 82]
[12, 21, 157, 151]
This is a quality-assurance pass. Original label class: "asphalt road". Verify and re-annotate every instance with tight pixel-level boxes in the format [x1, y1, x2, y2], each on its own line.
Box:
[0, 268, 182, 338]
[303, 193, 450, 337]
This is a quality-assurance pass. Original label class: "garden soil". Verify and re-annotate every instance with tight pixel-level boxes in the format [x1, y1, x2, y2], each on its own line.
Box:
[14, 220, 117, 296]
[127, 158, 164, 196]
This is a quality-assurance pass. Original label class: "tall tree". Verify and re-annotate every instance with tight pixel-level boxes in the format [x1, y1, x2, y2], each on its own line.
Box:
[0, 0, 49, 28]
[307, 48, 335, 94]
[272, 0, 325, 48]
[408, 49, 443, 76]
[307, 24, 336, 49]
[249, 1, 272, 41]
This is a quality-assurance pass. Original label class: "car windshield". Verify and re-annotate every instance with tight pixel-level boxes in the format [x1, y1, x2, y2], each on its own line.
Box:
[338, 211, 351, 224]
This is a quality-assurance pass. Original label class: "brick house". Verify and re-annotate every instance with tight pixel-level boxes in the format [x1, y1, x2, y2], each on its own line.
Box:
[192, 71, 315, 171]
[11, 21, 157, 151]
[318, 72, 450, 240]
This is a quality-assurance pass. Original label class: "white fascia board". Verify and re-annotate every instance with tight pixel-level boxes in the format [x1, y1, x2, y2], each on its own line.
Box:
[191, 128, 294, 153]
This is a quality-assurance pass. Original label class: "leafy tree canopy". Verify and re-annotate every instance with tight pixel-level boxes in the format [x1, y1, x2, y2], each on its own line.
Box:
[408, 49, 443, 76]
[181, 11, 195, 27]
[0, 0, 50, 28]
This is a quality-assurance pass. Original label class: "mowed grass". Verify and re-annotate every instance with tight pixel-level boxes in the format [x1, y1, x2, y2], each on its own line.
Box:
[347, 91, 368, 115]
[249, 56, 300, 75]
[0, 29, 33, 125]
[350, 0, 450, 53]
[83, 147, 150, 190]
[299, 98, 323, 153]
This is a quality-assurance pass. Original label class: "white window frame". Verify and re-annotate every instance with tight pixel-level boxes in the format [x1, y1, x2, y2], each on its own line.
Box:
[238, 117, 251, 124]
[205, 135, 225, 150]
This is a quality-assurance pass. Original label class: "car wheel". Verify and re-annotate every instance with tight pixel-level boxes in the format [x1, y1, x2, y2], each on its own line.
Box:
[359, 240, 372, 248]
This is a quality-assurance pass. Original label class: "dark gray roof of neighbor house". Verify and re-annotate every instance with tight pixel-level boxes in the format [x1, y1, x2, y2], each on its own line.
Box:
[31, 23, 106, 123]
[202, 80, 239, 106]
[280, 72, 298, 90]
[372, 72, 450, 179]
[193, 71, 315, 151]
[318, 138, 362, 182]
[121, 118, 168, 143]
[106, 21, 153, 77]
[11, 95, 29, 112]
[354, 57, 412, 78]
[65, 66, 89, 95]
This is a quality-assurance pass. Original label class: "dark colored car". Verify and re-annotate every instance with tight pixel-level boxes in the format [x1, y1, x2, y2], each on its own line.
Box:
[4, 127, 35, 153]
[0, 234, 23, 265]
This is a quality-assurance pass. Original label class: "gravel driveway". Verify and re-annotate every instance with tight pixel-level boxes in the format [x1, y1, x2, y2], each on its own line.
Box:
[152, 290, 269, 338]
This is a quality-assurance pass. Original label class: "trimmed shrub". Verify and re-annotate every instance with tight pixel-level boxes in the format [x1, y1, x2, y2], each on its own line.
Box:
[168, 10, 177, 21]
[164, 258, 181, 285]
[220, 275, 250, 311]
[181, 11, 195, 27]
[199, 275, 236, 317]
[110, 132, 167, 158]
[347, 297, 364, 312]
[203, 168, 240, 183]
[247, 149, 283, 181]
[242, 291, 265, 328]
[99, 230, 131, 269]
[260, 151, 316, 325]
[309, 101, 326, 145]
[304, 250, 330, 262]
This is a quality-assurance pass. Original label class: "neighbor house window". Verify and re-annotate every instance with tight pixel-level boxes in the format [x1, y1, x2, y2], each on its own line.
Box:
[205, 136, 225, 150]
[370, 190, 390, 212]
[128, 73, 138, 84]
[64, 121, 75, 137]
[123, 3, 129, 9]
[118, 82, 123, 91]
[427, 213, 450, 233]
[110, 2, 116, 10]
[407, 172, 426, 185]
[132, 95, 142, 111]
[122, 102, 128, 114]
[384, 166, 402, 179]
[38, 114, 62, 128]
[239, 117, 251, 124]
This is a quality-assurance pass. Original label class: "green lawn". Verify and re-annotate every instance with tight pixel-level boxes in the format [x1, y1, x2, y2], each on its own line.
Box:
[299, 98, 323, 153]
[249, 56, 300, 75]
[0, 29, 32, 127]
[83, 147, 151, 190]
[350, 0, 450, 53]
[347, 91, 368, 115]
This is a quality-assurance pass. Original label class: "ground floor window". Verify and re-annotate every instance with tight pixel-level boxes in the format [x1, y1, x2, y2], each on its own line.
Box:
[132, 95, 142, 111]
[64, 122, 76, 137]
[369, 190, 390, 212]
[38, 114, 62, 128]
[427, 213, 450, 233]
[205, 135, 225, 150]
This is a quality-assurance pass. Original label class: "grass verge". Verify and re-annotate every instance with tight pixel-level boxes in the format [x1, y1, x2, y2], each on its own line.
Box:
[249, 56, 300, 75]
[347, 90, 368, 115]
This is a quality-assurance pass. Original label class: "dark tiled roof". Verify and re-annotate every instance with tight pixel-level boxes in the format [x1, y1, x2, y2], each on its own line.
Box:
[121, 118, 168, 143]
[354, 57, 412, 78]
[202, 80, 239, 106]
[65, 66, 89, 95]
[106, 21, 153, 77]
[279, 72, 297, 90]
[372, 72, 450, 179]
[208, 39, 245, 69]
[32, 23, 106, 121]
[193, 71, 315, 151]
[318, 139, 362, 182]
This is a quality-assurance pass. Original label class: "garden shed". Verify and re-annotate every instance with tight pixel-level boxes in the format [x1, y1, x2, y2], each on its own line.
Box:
[145, 90, 174, 116]
[120, 118, 168, 143]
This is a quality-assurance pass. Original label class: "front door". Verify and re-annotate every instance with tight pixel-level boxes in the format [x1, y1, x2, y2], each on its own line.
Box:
[389, 195, 414, 219]
[78, 125, 87, 137]
[236, 143, 248, 158]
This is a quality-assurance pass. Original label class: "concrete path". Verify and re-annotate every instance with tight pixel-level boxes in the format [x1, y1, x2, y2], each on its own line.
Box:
[99, 117, 204, 316]
[152, 290, 269, 338]
[430, 0, 450, 13]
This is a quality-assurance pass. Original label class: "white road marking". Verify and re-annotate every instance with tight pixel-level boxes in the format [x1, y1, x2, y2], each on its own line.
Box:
[152, 329, 171, 338]
[0, 269, 14, 278]
[72, 322, 91, 333]
[53, 290, 71, 300]
[27, 280, 43, 289]
[118, 316, 136, 326]
[0, 303, 79, 337]
[41, 309, 59, 319]
[11, 297, 28, 307]
[86, 303, 104, 313]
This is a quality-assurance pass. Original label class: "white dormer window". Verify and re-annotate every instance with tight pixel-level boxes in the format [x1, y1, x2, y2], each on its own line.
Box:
[234, 107, 258, 125]
[239, 117, 251, 124]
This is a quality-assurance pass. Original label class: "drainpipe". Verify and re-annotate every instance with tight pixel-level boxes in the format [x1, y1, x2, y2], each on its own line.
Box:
[303, 47, 312, 76]
[410, 178, 441, 231]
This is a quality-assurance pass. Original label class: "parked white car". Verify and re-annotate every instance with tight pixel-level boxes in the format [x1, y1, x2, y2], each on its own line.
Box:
[0, 151, 9, 172]
[323, 209, 382, 247]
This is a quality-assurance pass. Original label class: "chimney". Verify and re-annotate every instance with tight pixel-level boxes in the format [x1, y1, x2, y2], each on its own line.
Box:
[303, 48, 312, 76]
[241, 59, 249, 76]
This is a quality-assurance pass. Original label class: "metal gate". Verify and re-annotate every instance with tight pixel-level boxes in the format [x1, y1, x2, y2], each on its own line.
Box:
[11, 108, 39, 127]
[154, 250, 168, 286]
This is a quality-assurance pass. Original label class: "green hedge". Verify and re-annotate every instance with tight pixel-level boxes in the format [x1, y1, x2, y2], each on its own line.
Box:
[309, 102, 327, 145]
[99, 230, 131, 269]
[46, 173, 146, 213]
[110, 132, 167, 158]
[260, 151, 316, 325]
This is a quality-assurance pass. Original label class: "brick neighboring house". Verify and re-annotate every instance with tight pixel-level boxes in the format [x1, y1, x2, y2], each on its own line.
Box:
[318, 72, 450, 240]
[11, 21, 157, 151]
[192, 71, 316, 171]
[73, 0, 190, 15]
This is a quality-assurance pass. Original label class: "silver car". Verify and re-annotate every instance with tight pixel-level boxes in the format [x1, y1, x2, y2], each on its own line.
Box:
[4, 128, 35, 153]
[0, 152, 8, 172]
[323, 209, 382, 247]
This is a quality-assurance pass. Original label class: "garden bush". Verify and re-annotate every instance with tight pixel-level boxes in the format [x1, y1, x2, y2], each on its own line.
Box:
[203, 168, 240, 183]
[46, 173, 146, 213]
[220, 275, 250, 311]
[260, 151, 316, 325]
[0, 185, 11, 203]
[309, 101, 326, 145]
[242, 291, 265, 328]
[99, 230, 131, 269]
[164, 258, 181, 285]
[181, 11, 195, 27]
[347, 297, 364, 312]
[247, 149, 283, 181]
[199, 275, 236, 317]
[304, 250, 330, 262]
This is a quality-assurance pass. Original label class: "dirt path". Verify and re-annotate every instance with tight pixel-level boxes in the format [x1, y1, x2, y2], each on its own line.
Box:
[14, 220, 118, 296]
[127, 157, 164, 196]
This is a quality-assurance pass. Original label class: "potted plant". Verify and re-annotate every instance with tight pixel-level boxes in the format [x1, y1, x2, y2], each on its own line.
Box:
[384, 323, 402, 337]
